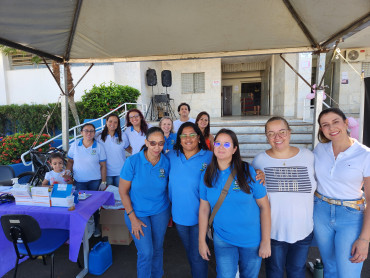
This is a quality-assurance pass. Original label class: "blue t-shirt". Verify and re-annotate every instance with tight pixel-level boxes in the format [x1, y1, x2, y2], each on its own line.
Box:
[120, 150, 170, 217]
[164, 133, 177, 153]
[200, 165, 267, 247]
[167, 149, 213, 226]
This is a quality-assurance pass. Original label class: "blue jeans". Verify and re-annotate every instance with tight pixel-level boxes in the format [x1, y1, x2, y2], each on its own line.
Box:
[175, 223, 208, 278]
[213, 233, 261, 278]
[124, 208, 170, 278]
[313, 195, 364, 278]
[74, 179, 101, 191]
[106, 175, 120, 187]
[265, 232, 313, 278]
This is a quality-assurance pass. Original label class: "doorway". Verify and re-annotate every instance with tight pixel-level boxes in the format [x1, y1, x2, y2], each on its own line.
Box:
[222, 86, 232, 116]
[241, 83, 261, 115]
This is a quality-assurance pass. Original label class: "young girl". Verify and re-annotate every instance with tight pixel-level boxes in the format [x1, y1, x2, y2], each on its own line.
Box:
[42, 152, 72, 185]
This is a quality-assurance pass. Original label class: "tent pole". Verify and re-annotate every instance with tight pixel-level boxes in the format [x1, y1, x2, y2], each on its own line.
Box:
[312, 53, 326, 148]
[60, 64, 69, 151]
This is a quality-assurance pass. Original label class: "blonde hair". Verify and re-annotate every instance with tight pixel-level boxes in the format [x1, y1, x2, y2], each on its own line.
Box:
[159, 116, 174, 134]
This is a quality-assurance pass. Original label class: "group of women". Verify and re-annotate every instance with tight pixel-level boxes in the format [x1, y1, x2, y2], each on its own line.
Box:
[65, 106, 369, 278]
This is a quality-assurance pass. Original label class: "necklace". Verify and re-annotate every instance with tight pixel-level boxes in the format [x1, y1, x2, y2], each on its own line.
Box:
[145, 151, 160, 165]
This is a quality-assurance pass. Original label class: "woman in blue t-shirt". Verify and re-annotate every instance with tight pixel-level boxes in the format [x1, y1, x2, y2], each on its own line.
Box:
[199, 129, 271, 278]
[159, 116, 177, 153]
[119, 127, 170, 278]
[166, 122, 213, 278]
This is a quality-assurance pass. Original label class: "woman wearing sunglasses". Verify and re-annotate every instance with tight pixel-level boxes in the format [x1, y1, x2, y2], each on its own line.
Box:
[119, 127, 170, 278]
[199, 129, 271, 278]
[166, 122, 213, 278]
[252, 117, 316, 278]
[124, 108, 151, 155]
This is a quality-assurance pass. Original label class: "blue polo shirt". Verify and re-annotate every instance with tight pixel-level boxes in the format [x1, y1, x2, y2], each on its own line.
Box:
[167, 149, 213, 226]
[96, 131, 129, 176]
[120, 150, 170, 217]
[200, 165, 267, 247]
[164, 133, 177, 153]
[67, 139, 107, 182]
[124, 124, 152, 155]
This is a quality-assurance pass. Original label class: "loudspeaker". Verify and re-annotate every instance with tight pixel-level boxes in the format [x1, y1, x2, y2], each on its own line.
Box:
[146, 69, 157, 86]
[161, 70, 172, 87]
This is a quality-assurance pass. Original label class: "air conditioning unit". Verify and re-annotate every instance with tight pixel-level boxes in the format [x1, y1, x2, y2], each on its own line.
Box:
[345, 49, 366, 62]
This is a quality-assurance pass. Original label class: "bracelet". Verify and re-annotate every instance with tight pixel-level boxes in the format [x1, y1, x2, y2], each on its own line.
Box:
[126, 209, 134, 216]
[101, 181, 107, 185]
[358, 237, 370, 243]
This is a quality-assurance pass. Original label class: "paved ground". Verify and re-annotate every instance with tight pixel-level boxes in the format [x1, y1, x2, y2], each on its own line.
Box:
[3, 226, 370, 278]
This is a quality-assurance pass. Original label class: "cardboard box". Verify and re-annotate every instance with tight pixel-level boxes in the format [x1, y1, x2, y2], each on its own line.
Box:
[51, 184, 73, 207]
[100, 209, 132, 245]
[31, 187, 51, 207]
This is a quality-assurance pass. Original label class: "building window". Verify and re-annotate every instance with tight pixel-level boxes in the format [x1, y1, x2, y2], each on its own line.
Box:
[181, 72, 205, 94]
[6, 50, 52, 69]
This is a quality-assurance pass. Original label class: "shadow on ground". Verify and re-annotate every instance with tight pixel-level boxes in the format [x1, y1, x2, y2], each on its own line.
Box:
[3, 226, 370, 278]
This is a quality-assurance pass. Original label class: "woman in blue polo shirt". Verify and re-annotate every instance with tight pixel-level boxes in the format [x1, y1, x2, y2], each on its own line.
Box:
[199, 129, 271, 278]
[66, 123, 107, 191]
[119, 127, 170, 278]
[96, 114, 129, 187]
[124, 108, 151, 155]
[166, 122, 212, 278]
[159, 116, 177, 153]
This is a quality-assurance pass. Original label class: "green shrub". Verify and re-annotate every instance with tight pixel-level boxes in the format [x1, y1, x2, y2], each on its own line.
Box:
[81, 82, 140, 118]
[0, 133, 51, 165]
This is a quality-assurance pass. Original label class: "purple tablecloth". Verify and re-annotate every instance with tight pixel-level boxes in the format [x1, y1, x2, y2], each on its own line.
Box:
[0, 190, 114, 277]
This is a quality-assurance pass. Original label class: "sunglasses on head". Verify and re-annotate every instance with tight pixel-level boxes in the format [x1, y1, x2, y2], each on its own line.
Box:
[214, 142, 232, 148]
[148, 141, 165, 147]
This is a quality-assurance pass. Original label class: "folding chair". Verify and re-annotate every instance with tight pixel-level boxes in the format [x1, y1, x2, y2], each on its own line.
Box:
[1, 214, 69, 278]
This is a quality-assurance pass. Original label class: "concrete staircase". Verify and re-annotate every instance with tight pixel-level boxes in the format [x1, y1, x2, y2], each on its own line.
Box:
[210, 118, 313, 163]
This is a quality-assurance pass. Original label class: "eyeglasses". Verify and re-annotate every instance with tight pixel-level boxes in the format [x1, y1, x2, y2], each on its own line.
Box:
[129, 114, 140, 119]
[179, 133, 198, 139]
[148, 141, 165, 147]
[82, 130, 95, 133]
[266, 129, 289, 138]
[214, 142, 232, 148]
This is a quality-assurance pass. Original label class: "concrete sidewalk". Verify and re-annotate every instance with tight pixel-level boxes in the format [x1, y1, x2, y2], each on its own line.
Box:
[3, 226, 370, 277]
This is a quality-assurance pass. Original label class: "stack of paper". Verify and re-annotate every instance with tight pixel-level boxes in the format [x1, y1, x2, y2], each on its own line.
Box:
[31, 187, 51, 207]
[11, 184, 32, 206]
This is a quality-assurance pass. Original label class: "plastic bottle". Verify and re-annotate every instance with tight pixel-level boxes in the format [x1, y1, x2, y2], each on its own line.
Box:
[313, 258, 324, 278]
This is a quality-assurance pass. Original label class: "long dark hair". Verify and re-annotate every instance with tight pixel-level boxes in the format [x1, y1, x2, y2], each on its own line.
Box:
[317, 107, 348, 143]
[140, 127, 165, 151]
[196, 111, 211, 139]
[204, 129, 253, 194]
[173, 122, 208, 156]
[125, 108, 148, 136]
[100, 114, 122, 142]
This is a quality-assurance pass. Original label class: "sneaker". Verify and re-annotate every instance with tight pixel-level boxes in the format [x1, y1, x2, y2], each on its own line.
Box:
[93, 226, 101, 237]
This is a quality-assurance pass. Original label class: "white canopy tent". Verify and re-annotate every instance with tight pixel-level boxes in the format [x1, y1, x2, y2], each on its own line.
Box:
[0, 0, 369, 148]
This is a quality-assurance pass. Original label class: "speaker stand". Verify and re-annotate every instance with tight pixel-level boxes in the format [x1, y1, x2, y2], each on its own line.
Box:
[162, 87, 176, 119]
[145, 86, 157, 121]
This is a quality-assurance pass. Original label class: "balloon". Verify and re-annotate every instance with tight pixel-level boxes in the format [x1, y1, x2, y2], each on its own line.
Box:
[348, 117, 359, 140]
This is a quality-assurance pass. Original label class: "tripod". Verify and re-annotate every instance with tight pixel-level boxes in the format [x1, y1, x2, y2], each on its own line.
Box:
[145, 86, 157, 121]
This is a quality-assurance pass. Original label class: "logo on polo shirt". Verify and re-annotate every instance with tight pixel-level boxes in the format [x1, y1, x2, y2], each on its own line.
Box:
[91, 150, 96, 155]
[159, 168, 165, 178]
[232, 180, 240, 191]
[171, 140, 175, 145]
[200, 163, 207, 171]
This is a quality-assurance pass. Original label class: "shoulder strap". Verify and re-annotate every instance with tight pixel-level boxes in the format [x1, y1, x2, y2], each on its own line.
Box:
[208, 169, 236, 228]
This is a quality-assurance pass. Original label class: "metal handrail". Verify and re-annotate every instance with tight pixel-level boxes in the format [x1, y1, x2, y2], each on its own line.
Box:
[21, 102, 147, 166]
